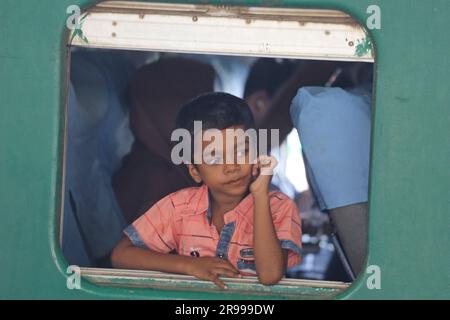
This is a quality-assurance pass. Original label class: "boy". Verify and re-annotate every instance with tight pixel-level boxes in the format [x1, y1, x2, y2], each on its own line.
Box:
[111, 92, 302, 288]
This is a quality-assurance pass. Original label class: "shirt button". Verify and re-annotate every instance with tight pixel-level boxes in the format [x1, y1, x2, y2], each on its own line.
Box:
[217, 253, 225, 259]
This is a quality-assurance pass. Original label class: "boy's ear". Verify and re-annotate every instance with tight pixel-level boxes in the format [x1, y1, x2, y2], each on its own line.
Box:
[187, 164, 202, 183]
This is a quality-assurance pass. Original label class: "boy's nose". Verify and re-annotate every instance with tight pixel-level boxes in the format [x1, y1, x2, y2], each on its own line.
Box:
[223, 163, 240, 174]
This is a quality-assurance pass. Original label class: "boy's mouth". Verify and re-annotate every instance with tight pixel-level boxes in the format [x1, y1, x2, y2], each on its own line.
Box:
[226, 176, 247, 186]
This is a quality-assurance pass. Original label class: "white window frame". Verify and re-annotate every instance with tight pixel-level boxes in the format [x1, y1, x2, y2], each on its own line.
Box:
[70, 1, 374, 62]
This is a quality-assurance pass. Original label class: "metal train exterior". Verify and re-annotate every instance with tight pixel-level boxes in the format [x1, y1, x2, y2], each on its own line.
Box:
[0, 0, 449, 299]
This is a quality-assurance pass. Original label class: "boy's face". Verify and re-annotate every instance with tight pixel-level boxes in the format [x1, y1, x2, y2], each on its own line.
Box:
[188, 125, 256, 199]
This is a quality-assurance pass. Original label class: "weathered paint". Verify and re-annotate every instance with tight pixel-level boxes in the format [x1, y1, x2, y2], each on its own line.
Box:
[355, 37, 372, 57]
[0, 0, 449, 299]
[69, 13, 89, 44]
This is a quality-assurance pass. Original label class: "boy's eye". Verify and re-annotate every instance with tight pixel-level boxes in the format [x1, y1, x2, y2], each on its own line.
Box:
[237, 148, 249, 158]
[205, 156, 222, 165]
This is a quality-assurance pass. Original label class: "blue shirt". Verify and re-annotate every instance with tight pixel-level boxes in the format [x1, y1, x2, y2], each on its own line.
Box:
[290, 85, 372, 210]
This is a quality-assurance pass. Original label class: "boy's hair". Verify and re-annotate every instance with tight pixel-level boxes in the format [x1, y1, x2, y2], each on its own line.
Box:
[175, 92, 256, 137]
[244, 58, 296, 99]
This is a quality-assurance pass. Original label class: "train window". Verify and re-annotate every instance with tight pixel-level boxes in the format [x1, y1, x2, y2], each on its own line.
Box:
[61, 1, 374, 298]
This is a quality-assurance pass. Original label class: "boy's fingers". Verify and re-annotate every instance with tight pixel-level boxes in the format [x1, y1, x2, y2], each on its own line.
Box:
[216, 260, 239, 274]
[210, 274, 227, 290]
[213, 268, 241, 278]
[258, 155, 277, 167]
[258, 155, 277, 175]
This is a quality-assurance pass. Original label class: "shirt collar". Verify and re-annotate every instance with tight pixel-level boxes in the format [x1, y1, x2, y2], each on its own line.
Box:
[189, 184, 209, 214]
[192, 184, 254, 223]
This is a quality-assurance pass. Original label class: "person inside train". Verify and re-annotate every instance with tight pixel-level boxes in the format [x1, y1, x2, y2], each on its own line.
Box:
[111, 92, 302, 288]
[112, 58, 216, 224]
[63, 49, 142, 267]
[289, 63, 373, 276]
[244, 58, 340, 148]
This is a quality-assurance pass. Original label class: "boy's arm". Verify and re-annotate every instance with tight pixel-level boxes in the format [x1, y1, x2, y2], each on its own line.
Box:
[250, 155, 287, 285]
[111, 237, 240, 289]
[252, 193, 288, 285]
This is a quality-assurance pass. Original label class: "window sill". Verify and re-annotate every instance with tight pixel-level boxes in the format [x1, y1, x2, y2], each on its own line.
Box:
[81, 267, 350, 299]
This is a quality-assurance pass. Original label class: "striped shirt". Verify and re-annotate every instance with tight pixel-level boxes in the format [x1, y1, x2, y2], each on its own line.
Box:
[125, 184, 302, 275]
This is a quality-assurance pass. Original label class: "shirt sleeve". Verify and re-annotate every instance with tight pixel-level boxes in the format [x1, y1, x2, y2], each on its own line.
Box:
[123, 194, 177, 253]
[270, 194, 302, 268]
[289, 86, 371, 210]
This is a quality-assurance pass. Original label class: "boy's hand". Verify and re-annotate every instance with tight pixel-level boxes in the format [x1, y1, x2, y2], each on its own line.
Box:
[187, 257, 240, 289]
[250, 155, 278, 196]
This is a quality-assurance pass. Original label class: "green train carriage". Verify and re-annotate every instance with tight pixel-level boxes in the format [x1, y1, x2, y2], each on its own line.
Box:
[0, 0, 449, 299]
